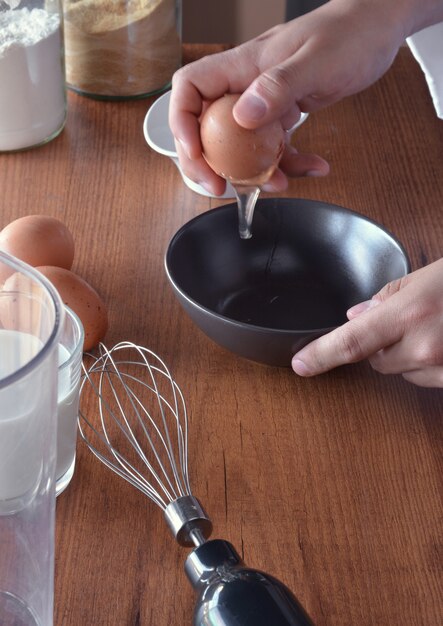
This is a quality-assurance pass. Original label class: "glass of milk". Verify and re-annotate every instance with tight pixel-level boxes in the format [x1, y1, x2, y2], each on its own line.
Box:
[0, 251, 64, 626]
[56, 306, 84, 496]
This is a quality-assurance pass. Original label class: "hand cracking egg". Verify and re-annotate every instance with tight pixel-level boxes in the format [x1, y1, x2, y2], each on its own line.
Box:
[200, 94, 285, 186]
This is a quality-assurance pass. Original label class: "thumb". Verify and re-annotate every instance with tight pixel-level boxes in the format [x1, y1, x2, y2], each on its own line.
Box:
[233, 57, 312, 129]
[292, 297, 404, 376]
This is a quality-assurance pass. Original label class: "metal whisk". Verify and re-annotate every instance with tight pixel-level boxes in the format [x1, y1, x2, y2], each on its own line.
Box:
[79, 341, 314, 626]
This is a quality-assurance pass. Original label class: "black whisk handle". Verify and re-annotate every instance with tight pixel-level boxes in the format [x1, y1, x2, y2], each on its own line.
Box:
[185, 539, 315, 626]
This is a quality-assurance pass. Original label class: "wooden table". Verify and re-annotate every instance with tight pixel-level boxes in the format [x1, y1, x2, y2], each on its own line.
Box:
[1, 45, 442, 626]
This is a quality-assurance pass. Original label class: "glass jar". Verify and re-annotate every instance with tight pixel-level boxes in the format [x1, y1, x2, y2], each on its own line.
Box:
[0, 0, 66, 152]
[0, 250, 64, 626]
[63, 0, 182, 100]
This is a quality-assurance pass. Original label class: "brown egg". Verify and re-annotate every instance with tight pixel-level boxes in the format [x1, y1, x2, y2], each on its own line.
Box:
[35, 266, 108, 351]
[0, 215, 75, 274]
[200, 94, 285, 185]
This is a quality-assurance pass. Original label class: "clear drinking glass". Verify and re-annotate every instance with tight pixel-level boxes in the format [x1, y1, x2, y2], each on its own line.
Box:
[56, 306, 84, 497]
[63, 0, 182, 100]
[0, 0, 67, 152]
[0, 251, 64, 626]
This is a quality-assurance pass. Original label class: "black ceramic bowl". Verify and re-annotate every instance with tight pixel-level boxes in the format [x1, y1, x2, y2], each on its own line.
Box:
[165, 198, 410, 366]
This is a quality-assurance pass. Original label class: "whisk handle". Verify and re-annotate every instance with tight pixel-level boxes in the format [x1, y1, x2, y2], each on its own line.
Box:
[186, 539, 315, 626]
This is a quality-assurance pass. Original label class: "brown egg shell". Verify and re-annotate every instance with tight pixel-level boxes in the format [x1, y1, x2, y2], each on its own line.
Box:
[200, 94, 285, 184]
[0, 215, 75, 280]
[35, 266, 108, 352]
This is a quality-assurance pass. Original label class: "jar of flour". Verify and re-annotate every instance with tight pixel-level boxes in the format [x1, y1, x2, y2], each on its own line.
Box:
[0, 0, 66, 152]
[63, 0, 182, 99]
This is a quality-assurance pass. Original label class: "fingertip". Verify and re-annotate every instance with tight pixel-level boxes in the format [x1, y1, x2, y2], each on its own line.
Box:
[305, 156, 330, 177]
[207, 177, 228, 197]
[279, 148, 330, 179]
[192, 170, 227, 197]
[261, 168, 288, 193]
[306, 166, 329, 177]
[346, 298, 379, 320]
[291, 357, 312, 376]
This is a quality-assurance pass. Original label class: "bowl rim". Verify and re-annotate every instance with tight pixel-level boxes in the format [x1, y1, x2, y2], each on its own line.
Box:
[164, 198, 411, 334]
[143, 90, 176, 157]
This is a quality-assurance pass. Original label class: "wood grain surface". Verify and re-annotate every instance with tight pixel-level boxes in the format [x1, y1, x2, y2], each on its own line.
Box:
[0, 45, 442, 626]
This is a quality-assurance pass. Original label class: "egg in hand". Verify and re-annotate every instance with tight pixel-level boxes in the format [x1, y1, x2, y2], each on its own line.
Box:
[200, 94, 285, 186]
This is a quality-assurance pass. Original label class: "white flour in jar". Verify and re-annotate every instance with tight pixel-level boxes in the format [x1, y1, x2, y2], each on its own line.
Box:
[0, 8, 66, 151]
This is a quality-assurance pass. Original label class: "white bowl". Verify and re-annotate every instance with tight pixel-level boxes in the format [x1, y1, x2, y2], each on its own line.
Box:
[143, 90, 309, 199]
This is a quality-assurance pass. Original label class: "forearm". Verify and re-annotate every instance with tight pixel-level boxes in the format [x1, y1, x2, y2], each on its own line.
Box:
[335, 0, 443, 38]
[398, 0, 443, 33]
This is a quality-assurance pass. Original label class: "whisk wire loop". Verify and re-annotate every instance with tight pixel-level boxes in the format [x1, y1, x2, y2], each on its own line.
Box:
[78, 342, 192, 510]
[97, 361, 179, 504]
[77, 414, 167, 506]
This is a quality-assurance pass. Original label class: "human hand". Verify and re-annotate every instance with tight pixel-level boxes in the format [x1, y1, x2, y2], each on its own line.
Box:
[292, 258, 443, 388]
[169, 0, 411, 195]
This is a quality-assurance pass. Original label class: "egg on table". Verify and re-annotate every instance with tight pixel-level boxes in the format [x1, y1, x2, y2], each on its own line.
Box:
[0, 215, 75, 272]
[35, 266, 108, 352]
[200, 93, 285, 185]
[0, 214, 109, 350]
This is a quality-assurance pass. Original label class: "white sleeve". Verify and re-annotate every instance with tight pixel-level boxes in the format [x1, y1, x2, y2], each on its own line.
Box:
[407, 21, 443, 119]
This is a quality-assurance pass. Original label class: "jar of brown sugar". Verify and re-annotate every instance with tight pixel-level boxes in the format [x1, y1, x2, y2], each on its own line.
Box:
[63, 0, 182, 100]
